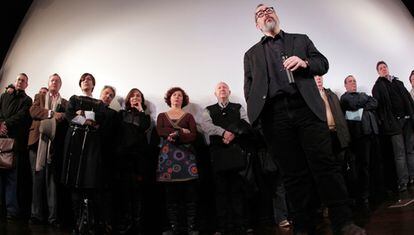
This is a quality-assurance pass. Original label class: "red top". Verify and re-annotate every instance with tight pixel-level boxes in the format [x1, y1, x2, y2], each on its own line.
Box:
[156, 112, 197, 143]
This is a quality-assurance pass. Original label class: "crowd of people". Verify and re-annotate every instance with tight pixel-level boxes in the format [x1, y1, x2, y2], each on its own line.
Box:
[0, 3, 414, 235]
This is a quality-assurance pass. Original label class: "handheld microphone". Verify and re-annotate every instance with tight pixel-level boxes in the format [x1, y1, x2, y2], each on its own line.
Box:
[281, 53, 295, 84]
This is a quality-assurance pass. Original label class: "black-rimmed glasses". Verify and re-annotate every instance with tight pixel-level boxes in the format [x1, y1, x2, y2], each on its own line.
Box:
[255, 7, 274, 19]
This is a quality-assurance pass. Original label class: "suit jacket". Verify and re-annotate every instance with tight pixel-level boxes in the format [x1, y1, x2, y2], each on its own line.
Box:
[0, 90, 32, 151]
[28, 93, 68, 146]
[325, 88, 350, 149]
[244, 31, 329, 124]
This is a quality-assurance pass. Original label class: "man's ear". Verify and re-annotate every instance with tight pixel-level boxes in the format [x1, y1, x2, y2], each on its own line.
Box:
[256, 22, 261, 31]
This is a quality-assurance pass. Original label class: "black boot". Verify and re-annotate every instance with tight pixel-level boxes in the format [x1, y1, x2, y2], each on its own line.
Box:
[78, 198, 96, 235]
[165, 203, 179, 235]
[132, 186, 144, 234]
[186, 202, 199, 235]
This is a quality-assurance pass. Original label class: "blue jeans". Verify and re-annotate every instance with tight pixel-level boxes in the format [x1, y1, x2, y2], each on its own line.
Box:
[0, 168, 19, 217]
[390, 118, 414, 187]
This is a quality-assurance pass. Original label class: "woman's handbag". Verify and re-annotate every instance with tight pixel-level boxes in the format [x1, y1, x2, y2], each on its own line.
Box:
[0, 137, 15, 169]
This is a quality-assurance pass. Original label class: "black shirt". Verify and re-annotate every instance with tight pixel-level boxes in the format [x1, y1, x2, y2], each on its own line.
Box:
[262, 30, 298, 98]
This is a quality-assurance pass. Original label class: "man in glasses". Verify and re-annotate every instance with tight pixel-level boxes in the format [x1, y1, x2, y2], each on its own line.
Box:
[243, 4, 365, 235]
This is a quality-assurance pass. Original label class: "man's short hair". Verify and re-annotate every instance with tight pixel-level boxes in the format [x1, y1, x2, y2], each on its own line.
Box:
[255, 3, 265, 22]
[102, 85, 116, 97]
[344, 75, 354, 84]
[49, 73, 61, 80]
[18, 73, 28, 81]
[376, 61, 387, 71]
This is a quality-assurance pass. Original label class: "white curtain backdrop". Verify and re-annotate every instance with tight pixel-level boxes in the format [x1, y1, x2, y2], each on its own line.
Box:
[1, 0, 413, 120]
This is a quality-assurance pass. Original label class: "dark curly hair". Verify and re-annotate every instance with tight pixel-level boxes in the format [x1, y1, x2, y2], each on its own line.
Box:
[125, 88, 147, 111]
[164, 87, 189, 108]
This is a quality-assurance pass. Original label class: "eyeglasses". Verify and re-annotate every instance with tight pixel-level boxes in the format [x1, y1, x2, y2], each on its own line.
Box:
[255, 7, 274, 19]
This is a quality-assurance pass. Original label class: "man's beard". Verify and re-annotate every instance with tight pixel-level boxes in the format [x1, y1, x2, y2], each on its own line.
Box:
[263, 19, 277, 33]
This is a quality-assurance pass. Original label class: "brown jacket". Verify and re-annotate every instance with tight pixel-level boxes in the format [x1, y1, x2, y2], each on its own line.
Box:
[28, 93, 68, 146]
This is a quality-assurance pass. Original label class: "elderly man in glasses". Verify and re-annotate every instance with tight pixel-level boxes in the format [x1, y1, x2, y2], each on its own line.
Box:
[243, 4, 365, 235]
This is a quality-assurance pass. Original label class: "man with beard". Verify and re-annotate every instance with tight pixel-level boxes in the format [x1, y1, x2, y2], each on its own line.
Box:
[243, 4, 365, 235]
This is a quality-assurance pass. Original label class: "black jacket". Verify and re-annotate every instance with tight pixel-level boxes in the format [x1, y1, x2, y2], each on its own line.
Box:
[244, 31, 329, 125]
[340, 91, 379, 139]
[372, 77, 414, 135]
[116, 109, 151, 156]
[0, 90, 32, 151]
[61, 95, 106, 188]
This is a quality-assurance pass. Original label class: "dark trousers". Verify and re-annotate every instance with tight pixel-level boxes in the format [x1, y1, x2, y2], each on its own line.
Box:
[348, 135, 376, 202]
[164, 181, 198, 232]
[29, 148, 57, 223]
[0, 168, 19, 217]
[71, 188, 105, 233]
[213, 170, 246, 232]
[115, 168, 144, 232]
[260, 94, 352, 234]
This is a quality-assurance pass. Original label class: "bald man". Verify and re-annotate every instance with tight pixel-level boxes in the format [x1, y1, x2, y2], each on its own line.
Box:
[201, 82, 250, 234]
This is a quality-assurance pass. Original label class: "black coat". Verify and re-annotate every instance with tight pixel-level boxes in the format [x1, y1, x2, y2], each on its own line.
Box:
[100, 106, 118, 186]
[340, 91, 379, 139]
[0, 90, 32, 217]
[244, 31, 329, 125]
[372, 77, 414, 135]
[0, 90, 32, 151]
[61, 95, 106, 189]
[116, 109, 151, 174]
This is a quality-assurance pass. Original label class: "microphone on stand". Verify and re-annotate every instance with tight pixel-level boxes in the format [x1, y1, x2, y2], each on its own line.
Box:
[281, 53, 295, 84]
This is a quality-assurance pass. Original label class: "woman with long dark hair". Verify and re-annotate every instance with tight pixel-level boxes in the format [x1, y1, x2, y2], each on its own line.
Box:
[115, 88, 151, 235]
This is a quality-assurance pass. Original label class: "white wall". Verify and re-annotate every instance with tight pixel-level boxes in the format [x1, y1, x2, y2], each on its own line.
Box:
[1, 0, 413, 118]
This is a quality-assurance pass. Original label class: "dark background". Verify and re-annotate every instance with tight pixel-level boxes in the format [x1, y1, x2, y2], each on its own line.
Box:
[0, 0, 413, 71]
